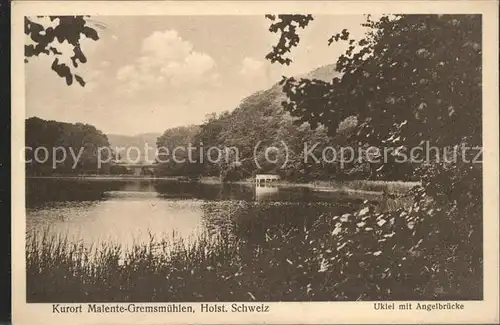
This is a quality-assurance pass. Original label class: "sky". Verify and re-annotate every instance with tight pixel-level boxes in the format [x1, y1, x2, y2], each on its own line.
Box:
[26, 15, 368, 135]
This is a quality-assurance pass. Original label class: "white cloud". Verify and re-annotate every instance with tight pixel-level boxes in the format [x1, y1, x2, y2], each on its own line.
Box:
[142, 30, 193, 60]
[185, 52, 215, 75]
[116, 65, 135, 81]
[116, 29, 218, 91]
[80, 69, 102, 92]
[237, 57, 273, 93]
[240, 57, 265, 78]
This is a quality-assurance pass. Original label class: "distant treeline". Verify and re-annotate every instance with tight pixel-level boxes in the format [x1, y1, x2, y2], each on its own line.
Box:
[25, 117, 130, 176]
[25, 70, 419, 181]
[155, 83, 417, 182]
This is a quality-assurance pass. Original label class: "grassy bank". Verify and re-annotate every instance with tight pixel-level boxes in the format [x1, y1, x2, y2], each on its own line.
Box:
[27, 196, 481, 302]
[309, 180, 420, 195]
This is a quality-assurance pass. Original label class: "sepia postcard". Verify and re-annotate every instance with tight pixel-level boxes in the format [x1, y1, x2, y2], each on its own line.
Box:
[11, 1, 499, 324]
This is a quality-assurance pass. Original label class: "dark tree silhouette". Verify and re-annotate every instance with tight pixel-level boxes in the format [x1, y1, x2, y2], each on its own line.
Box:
[25, 117, 112, 175]
[265, 14, 314, 65]
[265, 14, 483, 300]
[24, 16, 101, 86]
[266, 14, 481, 180]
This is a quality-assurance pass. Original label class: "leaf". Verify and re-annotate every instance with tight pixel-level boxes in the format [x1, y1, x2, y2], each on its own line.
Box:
[247, 292, 256, 300]
[75, 74, 86, 87]
[340, 213, 351, 222]
[383, 232, 395, 238]
[82, 26, 99, 40]
[358, 207, 370, 216]
[65, 74, 73, 86]
[337, 242, 347, 250]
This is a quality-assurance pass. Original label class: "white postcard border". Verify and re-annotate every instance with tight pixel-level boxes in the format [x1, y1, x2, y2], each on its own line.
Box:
[11, 1, 500, 324]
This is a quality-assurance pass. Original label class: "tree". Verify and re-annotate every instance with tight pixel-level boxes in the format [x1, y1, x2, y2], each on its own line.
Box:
[24, 16, 101, 86]
[267, 14, 481, 179]
[265, 14, 483, 299]
[25, 117, 112, 175]
[265, 14, 314, 65]
[155, 125, 201, 177]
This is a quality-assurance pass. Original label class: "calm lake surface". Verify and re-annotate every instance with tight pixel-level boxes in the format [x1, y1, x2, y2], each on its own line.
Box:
[26, 178, 366, 249]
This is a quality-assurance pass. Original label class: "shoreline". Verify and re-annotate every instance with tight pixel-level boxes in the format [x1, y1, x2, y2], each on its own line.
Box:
[26, 175, 420, 195]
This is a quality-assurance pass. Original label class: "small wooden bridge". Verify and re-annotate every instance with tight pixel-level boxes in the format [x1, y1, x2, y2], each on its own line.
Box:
[115, 162, 159, 176]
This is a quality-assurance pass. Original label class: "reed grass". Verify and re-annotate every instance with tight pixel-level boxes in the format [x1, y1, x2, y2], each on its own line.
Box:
[27, 199, 480, 303]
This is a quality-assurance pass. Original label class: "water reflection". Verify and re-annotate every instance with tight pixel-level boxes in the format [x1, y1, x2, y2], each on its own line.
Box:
[26, 178, 363, 250]
[255, 183, 279, 201]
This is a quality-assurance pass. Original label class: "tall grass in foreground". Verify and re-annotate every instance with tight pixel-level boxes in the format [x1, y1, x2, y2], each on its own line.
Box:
[27, 193, 481, 302]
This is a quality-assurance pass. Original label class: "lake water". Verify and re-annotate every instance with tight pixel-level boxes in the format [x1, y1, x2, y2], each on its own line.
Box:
[26, 178, 366, 250]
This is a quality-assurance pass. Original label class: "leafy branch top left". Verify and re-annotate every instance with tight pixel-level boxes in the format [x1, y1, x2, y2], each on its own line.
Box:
[24, 16, 100, 87]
